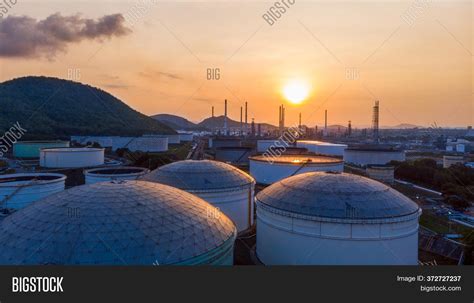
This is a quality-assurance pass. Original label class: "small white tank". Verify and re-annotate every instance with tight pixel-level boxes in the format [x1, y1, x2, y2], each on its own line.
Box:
[40, 148, 105, 168]
[84, 167, 150, 184]
[0, 173, 66, 210]
[249, 154, 344, 185]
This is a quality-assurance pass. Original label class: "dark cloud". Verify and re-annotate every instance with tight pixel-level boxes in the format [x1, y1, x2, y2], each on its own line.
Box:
[0, 13, 132, 58]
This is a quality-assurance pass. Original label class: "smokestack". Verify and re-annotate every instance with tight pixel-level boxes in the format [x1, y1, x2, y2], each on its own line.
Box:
[240, 106, 243, 135]
[299, 113, 302, 129]
[348, 120, 352, 137]
[212, 106, 214, 118]
[224, 99, 228, 136]
[251, 118, 256, 136]
[279, 106, 282, 126]
[245, 102, 248, 129]
[372, 100, 380, 143]
[324, 110, 328, 137]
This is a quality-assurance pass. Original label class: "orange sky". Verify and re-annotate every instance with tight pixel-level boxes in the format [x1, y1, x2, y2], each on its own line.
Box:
[0, 0, 472, 127]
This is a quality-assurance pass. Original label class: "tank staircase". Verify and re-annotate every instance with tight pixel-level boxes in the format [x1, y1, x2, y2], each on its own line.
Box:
[0, 177, 38, 210]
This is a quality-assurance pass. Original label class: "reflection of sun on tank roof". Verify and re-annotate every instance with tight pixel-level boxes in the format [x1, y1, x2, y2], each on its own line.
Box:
[141, 160, 254, 191]
[249, 154, 343, 165]
[256, 172, 420, 220]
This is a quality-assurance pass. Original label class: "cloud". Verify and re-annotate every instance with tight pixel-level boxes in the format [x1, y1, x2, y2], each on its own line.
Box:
[139, 71, 182, 81]
[101, 83, 130, 89]
[0, 13, 132, 58]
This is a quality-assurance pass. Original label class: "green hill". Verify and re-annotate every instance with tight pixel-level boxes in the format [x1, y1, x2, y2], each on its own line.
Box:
[0, 76, 175, 139]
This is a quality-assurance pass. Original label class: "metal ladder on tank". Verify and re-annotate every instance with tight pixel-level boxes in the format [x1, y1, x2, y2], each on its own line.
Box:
[290, 159, 312, 177]
[0, 178, 38, 210]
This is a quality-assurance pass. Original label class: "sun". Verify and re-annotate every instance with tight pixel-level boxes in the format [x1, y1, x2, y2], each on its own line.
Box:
[282, 81, 310, 104]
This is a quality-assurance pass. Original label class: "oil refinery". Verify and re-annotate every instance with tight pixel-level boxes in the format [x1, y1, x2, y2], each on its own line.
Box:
[0, 99, 472, 267]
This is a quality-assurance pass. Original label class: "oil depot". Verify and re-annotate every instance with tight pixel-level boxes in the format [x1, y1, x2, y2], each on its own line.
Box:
[249, 154, 343, 185]
[0, 181, 237, 265]
[40, 148, 105, 168]
[141, 160, 255, 232]
[84, 167, 150, 184]
[0, 173, 66, 210]
[13, 141, 70, 158]
[255, 172, 421, 265]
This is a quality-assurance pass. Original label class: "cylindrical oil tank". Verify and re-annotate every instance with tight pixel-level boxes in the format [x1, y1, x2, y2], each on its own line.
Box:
[40, 148, 105, 168]
[257, 139, 287, 153]
[344, 147, 405, 166]
[366, 165, 395, 184]
[84, 167, 150, 184]
[141, 160, 255, 232]
[72, 136, 114, 148]
[256, 172, 421, 265]
[443, 155, 464, 168]
[264, 146, 308, 155]
[296, 140, 347, 156]
[0, 173, 66, 210]
[126, 137, 168, 152]
[209, 137, 242, 149]
[215, 147, 253, 165]
[0, 180, 236, 265]
[249, 154, 343, 185]
[164, 134, 180, 144]
[13, 141, 70, 158]
[178, 133, 194, 142]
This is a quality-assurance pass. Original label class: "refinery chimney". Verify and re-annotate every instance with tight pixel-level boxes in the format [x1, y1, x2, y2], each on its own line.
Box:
[372, 100, 379, 143]
[348, 120, 352, 137]
[240, 106, 243, 135]
[245, 102, 248, 131]
[224, 99, 228, 136]
[323, 110, 328, 137]
[212, 106, 214, 118]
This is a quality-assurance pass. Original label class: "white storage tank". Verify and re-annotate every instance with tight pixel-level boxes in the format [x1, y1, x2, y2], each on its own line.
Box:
[366, 165, 395, 184]
[13, 141, 70, 158]
[84, 167, 150, 184]
[256, 172, 421, 265]
[215, 147, 253, 165]
[249, 154, 343, 185]
[209, 137, 241, 149]
[164, 134, 180, 144]
[126, 137, 168, 152]
[0, 180, 236, 265]
[40, 148, 105, 168]
[296, 140, 347, 156]
[142, 160, 255, 232]
[344, 146, 405, 166]
[257, 139, 287, 153]
[0, 173, 66, 210]
[71, 136, 114, 148]
[178, 132, 194, 142]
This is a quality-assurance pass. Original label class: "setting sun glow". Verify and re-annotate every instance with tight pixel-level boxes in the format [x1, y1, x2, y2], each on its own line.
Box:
[282, 81, 310, 104]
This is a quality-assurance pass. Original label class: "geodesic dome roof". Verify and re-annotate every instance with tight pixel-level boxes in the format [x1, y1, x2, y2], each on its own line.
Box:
[0, 180, 236, 265]
[256, 172, 420, 220]
[141, 160, 254, 191]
